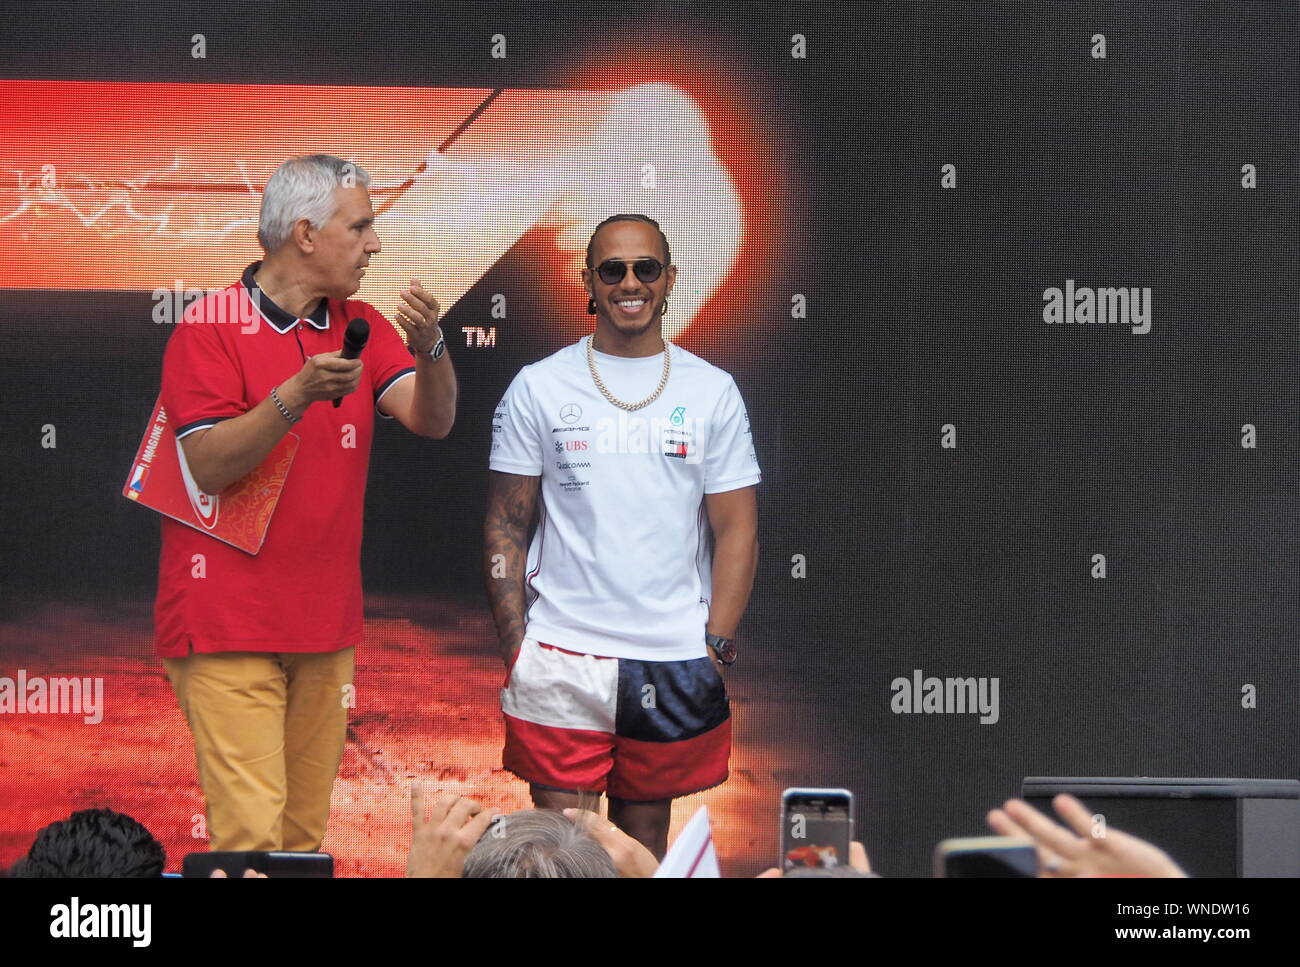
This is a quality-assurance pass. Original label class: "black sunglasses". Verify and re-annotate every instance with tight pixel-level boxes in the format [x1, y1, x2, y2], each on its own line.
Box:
[594, 258, 664, 285]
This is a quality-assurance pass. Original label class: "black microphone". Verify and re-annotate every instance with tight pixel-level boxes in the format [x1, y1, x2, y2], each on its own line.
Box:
[333, 317, 370, 408]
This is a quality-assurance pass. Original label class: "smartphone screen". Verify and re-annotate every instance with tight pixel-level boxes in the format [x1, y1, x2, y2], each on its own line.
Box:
[781, 788, 854, 872]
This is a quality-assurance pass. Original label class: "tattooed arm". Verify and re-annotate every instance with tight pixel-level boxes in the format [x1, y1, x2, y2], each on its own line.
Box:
[483, 470, 541, 665]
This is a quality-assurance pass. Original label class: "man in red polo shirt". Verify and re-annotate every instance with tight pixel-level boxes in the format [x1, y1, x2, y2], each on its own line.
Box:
[157, 154, 456, 852]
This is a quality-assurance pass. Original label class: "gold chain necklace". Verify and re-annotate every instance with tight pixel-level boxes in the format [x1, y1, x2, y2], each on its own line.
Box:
[586, 335, 672, 411]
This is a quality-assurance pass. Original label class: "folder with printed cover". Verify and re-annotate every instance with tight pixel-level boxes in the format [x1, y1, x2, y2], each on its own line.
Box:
[122, 395, 298, 554]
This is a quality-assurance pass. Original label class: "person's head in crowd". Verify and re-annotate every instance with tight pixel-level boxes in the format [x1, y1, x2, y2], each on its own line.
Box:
[463, 808, 617, 878]
[12, 807, 166, 878]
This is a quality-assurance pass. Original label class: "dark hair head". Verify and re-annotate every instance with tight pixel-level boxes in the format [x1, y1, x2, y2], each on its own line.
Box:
[12, 808, 166, 878]
[585, 213, 672, 268]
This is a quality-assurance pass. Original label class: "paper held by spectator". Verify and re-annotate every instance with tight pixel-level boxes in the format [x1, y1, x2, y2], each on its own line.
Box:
[654, 806, 720, 878]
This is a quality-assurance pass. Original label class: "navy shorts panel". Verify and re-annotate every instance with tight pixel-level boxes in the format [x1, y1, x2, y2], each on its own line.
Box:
[614, 654, 729, 742]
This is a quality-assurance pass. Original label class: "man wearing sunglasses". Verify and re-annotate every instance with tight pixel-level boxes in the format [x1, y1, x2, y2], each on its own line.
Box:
[485, 213, 760, 857]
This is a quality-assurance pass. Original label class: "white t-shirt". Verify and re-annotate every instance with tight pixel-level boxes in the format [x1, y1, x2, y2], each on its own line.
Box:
[490, 337, 761, 661]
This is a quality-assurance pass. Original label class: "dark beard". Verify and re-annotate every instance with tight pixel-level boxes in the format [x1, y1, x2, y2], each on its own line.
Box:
[602, 309, 659, 339]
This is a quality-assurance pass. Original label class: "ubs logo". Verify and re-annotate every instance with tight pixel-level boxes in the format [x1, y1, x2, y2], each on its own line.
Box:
[564, 440, 588, 451]
[560, 403, 582, 424]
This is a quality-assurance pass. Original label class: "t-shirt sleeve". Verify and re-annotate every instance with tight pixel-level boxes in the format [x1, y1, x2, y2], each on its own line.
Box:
[489, 370, 544, 476]
[703, 377, 762, 494]
[161, 311, 247, 440]
[362, 307, 417, 418]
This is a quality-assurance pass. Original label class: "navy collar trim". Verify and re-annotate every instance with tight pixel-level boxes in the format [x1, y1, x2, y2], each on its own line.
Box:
[241, 261, 330, 334]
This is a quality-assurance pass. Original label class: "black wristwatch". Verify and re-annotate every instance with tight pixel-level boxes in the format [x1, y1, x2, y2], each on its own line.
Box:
[706, 633, 738, 665]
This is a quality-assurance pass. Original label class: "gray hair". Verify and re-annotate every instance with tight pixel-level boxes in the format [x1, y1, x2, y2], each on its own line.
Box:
[257, 154, 371, 253]
[462, 809, 617, 878]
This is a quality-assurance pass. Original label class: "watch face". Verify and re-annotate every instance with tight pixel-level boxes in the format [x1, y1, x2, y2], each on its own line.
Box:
[710, 636, 737, 663]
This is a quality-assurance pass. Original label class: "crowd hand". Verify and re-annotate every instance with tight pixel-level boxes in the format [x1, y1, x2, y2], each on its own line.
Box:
[285, 350, 364, 406]
[563, 808, 660, 878]
[757, 841, 871, 877]
[986, 793, 1187, 878]
[407, 781, 496, 878]
[394, 279, 442, 353]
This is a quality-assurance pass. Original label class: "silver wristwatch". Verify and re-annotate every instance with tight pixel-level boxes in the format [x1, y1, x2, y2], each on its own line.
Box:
[409, 327, 446, 361]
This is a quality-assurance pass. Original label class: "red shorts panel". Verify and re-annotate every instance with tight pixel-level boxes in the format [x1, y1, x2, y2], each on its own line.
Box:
[609, 717, 731, 801]
[502, 714, 614, 791]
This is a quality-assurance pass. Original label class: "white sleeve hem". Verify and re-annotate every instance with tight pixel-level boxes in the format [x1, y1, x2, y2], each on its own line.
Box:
[489, 459, 544, 476]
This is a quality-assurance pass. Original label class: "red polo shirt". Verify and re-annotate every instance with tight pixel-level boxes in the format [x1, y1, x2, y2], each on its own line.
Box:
[154, 262, 415, 657]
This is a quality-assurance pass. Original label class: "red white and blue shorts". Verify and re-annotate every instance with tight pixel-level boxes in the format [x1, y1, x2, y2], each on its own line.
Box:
[501, 638, 731, 802]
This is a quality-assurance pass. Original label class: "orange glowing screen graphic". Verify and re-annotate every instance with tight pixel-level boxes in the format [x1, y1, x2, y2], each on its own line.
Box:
[0, 80, 745, 339]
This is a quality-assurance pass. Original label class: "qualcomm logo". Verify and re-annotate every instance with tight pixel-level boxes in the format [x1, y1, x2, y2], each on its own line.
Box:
[175, 438, 219, 530]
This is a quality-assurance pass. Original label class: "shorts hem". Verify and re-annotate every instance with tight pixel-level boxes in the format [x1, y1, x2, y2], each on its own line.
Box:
[502, 765, 607, 795]
[607, 772, 729, 804]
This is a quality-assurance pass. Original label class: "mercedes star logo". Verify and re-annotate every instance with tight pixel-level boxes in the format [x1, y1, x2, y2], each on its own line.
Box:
[560, 403, 582, 424]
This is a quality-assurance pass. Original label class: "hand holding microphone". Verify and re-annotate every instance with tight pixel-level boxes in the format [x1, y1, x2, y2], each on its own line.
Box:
[332, 318, 370, 407]
[279, 318, 368, 411]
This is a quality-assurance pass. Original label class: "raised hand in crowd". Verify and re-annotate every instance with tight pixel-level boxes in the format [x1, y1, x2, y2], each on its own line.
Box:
[563, 807, 660, 878]
[986, 793, 1186, 878]
[406, 781, 497, 878]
